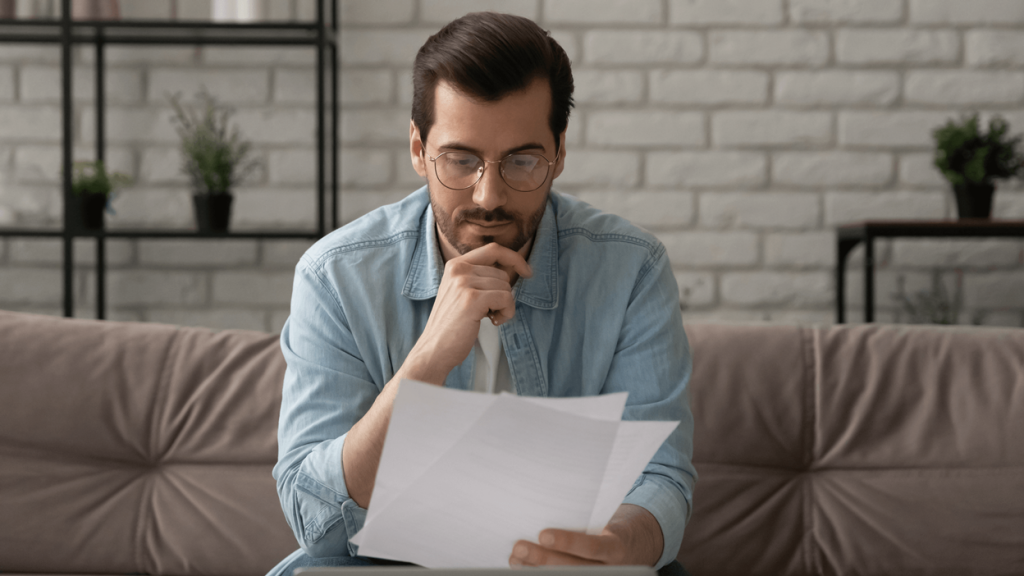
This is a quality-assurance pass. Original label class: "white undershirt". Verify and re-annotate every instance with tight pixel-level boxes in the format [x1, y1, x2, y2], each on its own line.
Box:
[471, 318, 514, 394]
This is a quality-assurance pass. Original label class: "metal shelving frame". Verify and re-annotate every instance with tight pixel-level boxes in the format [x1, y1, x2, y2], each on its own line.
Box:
[0, 0, 338, 319]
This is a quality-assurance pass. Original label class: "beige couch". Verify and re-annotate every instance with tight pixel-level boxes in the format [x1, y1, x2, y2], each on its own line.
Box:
[0, 309, 1021, 575]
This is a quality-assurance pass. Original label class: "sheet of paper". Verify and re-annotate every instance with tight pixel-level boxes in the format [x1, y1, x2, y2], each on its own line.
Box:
[351, 381, 677, 568]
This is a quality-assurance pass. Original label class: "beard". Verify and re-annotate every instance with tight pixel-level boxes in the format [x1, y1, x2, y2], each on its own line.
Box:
[430, 189, 546, 256]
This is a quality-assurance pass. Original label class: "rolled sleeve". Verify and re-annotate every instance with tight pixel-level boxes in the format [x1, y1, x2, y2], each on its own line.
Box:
[273, 255, 378, 557]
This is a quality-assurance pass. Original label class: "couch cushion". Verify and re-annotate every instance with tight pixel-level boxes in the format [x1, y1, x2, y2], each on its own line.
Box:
[0, 311, 296, 575]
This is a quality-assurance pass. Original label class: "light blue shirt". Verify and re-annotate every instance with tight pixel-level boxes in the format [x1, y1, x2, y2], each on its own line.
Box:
[274, 186, 696, 569]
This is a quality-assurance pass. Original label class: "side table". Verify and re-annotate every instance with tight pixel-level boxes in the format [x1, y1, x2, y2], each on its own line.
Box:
[836, 220, 1024, 323]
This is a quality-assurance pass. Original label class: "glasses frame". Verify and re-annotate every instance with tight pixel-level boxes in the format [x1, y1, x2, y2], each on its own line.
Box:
[425, 148, 556, 192]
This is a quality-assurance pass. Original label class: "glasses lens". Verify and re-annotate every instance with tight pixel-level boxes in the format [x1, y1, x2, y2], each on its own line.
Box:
[436, 152, 482, 189]
[501, 154, 549, 191]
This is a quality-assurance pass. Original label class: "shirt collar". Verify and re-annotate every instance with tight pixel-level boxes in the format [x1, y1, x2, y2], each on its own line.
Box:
[402, 187, 559, 311]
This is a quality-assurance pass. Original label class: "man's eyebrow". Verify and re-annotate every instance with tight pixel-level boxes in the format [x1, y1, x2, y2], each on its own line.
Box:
[436, 142, 548, 156]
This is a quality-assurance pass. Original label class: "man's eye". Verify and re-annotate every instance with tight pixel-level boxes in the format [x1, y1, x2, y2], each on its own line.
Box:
[508, 155, 539, 169]
[446, 154, 478, 168]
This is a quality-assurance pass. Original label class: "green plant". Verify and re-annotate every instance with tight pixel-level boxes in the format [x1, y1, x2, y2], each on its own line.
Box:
[71, 160, 130, 197]
[169, 90, 259, 195]
[933, 113, 1024, 187]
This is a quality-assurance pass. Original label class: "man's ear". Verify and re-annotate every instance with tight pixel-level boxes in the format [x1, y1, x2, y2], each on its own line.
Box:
[551, 130, 567, 180]
[410, 120, 428, 178]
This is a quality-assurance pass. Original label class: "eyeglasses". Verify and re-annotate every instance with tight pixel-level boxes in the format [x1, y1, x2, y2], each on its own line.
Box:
[426, 150, 555, 192]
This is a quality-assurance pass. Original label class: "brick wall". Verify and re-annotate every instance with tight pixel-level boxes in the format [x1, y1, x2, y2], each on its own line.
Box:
[2, 0, 1024, 330]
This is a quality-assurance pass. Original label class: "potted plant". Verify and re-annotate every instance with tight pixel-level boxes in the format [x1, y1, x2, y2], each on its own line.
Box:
[933, 113, 1024, 219]
[69, 160, 130, 231]
[169, 91, 259, 233]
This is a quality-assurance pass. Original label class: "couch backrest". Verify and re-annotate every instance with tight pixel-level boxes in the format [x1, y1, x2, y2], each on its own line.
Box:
[0, 311, 295, 575]
[2, 312, 1022, 576]
[679, 323, 1024, 576]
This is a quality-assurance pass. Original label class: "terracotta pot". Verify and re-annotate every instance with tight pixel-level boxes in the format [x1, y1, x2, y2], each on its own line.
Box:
[952, 183, 995, 219]
[193, 193, 233, 233]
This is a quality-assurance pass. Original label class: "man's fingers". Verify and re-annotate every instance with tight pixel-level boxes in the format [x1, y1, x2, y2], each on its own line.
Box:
[509, 540, 604, 567]
[538, 529, 621, 563]
[462, 243, 533, 279]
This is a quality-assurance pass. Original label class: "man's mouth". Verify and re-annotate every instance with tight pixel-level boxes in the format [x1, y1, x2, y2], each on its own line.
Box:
[465, 220, 512, 228]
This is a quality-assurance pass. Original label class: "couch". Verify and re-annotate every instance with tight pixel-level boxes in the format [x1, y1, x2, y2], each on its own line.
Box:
[0, 309, 1021, 575]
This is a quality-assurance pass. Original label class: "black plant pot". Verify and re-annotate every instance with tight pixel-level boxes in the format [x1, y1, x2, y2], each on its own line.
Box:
[952, 183, 995, 219]
[193, 193, 233, 233]
[70, 193, 107, 230]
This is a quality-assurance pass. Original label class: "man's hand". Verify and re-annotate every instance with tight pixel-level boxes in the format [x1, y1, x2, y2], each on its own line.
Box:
[401, 242, 532, 386]
[509, 504, 663, 568]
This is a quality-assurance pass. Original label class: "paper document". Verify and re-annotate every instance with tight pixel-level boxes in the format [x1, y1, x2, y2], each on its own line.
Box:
[349, 380, 677, 568]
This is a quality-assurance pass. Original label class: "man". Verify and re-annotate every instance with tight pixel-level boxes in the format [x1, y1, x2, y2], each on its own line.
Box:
[269, 12, 695, 576]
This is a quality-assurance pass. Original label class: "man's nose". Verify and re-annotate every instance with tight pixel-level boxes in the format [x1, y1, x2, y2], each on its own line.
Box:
[472, 161, 508, 212]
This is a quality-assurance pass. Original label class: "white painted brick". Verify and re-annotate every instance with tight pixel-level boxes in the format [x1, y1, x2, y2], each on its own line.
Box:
[19, 66, 143, 104]
[774, 152, 892, 187]
[836, 30, 959, 65]
[675, 271, 716, 308]
[138, 239, 258, 267]
[15, 145, 134, 184]
[712, 111, 831, 148]
[669, 0, 784, 25]
[975, 311, 1024, 327]
[270, 310, 291, 333]
[107, 189, 194, 228]
[764, 232, 836, 267]
[86, 47, 199, 66]
[340, 29, 436, 66]
[709, 30, 829, 67]
[262, 240, 316, 267]
[994, 190, 1024, 218]
[905, 71, 1024, 106]
[0, 46, 60, 64]
[234, 108, 316, 145]
[339, 149, 391, 187]
[274, 68, 317, 104]
[0, 106, 61, 142]
[201, 47, 313, 67]
[574, 190, 695, 228]
[573, 70, 644, 105]
[146, 308, 269, 332]
[899, 153, 947, 187]
[789, 0, 903, 23]
[9, 238, 133, 266]
[150, 69, 269, 104]
[966, 31, 1024, 67]
[649, 70, 768, 105]
[587, 111, 705, 147]
[295, 0, 317, 21]
[548, 30, 579, 64]
[396, 148, 428, 187]
[763, 309, 834, 325]
[173, 0, 211, 20]
[0, 66, 14, 102]
[910, 0, 1024, 24]
[555, 150, 641, 188]
[774, 71, 899, 106]
[422, 0, 539, 22]
[682, 309, 777, 323]
[0, 268, 62, 305]
[83, 270, 207, 306]
[396, 68, 414, 106]
[964, 272, 1024, 308]
[647, 151, 768, 188]
[545, 0, 662, 24]
[658, 230, 759, 266]
[340, 69, 392, 105]
[0, 184, 62, 223]
[212, 270, 295, 305]
[342, 108, 411, 145]
[839, 111, 954, 149]
[341, 190, 412, 224]
[340, 0, 415, 24]
[139, 146, 186, 185]
[81, 107, 178, 144]
[892, 239, 1023, 268]
[119, 2, 171, 18]
[583, 31, 703, 65]
[721, 272, 832, 306]
[269, 149, 318, 185]
[699, 191, 820, 229]
[824, 190, 946, 225]
[233, 188, 316, 229]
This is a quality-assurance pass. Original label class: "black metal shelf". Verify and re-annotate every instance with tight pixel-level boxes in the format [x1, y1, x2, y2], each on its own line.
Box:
[0, 0, 338, 320]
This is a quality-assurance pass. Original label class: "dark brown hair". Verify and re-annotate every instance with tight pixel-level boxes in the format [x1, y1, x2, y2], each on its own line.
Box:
[411, 12, 574, 151]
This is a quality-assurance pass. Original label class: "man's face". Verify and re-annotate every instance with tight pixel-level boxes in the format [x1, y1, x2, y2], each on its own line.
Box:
[410, 78, 565, 258]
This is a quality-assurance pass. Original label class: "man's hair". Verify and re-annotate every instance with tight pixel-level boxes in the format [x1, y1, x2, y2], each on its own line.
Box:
[412, 12, 574, 150]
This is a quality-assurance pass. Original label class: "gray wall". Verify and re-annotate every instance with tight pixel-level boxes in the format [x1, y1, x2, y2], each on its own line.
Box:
[2, 0, 1023, 330]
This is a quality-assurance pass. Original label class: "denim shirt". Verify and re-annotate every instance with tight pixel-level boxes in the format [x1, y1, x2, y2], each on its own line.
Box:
[274, 186, 696, 569]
